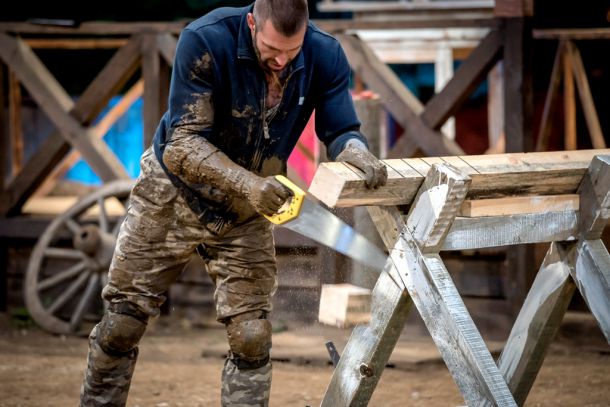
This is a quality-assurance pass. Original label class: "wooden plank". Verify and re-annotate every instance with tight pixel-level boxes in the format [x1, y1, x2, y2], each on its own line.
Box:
[458, 194, 579, 217]
[24, 38, 127, 49]
[535, 42, 563, 152]
[0, 21, 185, 35]
[0, 35, 141, 216]
[434, 45, 456, 139]
[315, 18, 498, 33]
[494, 242, 576, 406]
[8, 68, 23, 174]
[309, 149, 610, 207]
[318, 1, 495, 12]
[533, 28, 610, 40]
[503, 17, 534, 153]
[443, 211, 578, 251]
[421, 30, 502, 130]
[0, 34, 128, 182]
[336, 33, 464, 158]
[572, 239, 610, 343]
[578, 155, 610, 239]
[563, 45, 577, 150]
[568, 42, 606, 149]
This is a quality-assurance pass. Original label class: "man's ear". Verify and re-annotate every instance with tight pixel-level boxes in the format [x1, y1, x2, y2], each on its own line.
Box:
[247, 13, 256, 31]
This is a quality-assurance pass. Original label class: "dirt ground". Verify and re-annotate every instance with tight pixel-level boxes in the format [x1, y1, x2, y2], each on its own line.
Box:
[0, 312, 608, 407]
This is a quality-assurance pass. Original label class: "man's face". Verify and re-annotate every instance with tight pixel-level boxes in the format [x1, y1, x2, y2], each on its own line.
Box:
[247, 13, 305, 73]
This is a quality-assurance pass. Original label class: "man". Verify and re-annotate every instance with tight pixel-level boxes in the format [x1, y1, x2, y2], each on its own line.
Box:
[80, 0, 387, 405]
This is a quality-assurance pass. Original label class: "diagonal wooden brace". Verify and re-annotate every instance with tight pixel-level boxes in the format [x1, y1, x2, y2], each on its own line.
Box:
[379, 164, 515, 406]
[573, 155, 610, 343]
[494, 242, 577, 406]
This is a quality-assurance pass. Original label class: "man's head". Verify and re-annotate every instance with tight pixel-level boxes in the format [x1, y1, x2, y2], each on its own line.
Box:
[247, 0, 308, 73]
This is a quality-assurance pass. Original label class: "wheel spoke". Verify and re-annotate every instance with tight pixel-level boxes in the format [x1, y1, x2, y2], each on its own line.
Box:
[97, 197, 110, 233]
[44, 247, 86, 260]
[37, 261, 86, 291]
[70, 273, 100, 331]
[47, 271, 90, 314]
[64, 218, 81, 235]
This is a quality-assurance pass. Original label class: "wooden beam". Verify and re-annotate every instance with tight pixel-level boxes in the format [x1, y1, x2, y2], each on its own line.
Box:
[487, 62, 504, 152]
[24, 38, 127, 49]
[535, 42, 564, 152]
[308, 149, 610, 208]
[156, 33, 177, 66]
[315, 17, 498, 33]
[443, 210, 578, 251]
[458, 194, 579, 217]
[142, 33, 162, 148]
[568, 42, 606, 149]
[494, 0, 534, 17]
[495, 242, 576, 405]
[34, 80, 145, 197]
[533, 28, 610, 40]
[336, 34, 464, 158]
[0, 35, 141, 216]
[0, 21, 186, 35]
[8, 68, 23, 174]
[0, 34, 128, 182]
[421, 30, 503, 130]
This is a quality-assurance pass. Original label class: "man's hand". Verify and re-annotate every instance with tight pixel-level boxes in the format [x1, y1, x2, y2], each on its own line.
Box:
[244, 175, 292, 216]
[336, 144, 388, 189]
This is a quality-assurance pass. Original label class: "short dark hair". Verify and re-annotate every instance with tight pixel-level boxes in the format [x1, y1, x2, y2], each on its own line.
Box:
[253, 0, 308, 36]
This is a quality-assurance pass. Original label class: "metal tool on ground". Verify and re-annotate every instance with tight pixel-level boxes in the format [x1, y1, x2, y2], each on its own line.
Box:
[264, 176, 387, 272]
[325, 341, 341, 367]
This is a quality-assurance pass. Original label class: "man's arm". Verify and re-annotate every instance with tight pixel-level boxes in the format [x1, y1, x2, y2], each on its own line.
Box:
[161, 29, 290, 216]
[313, 38, 387, 189]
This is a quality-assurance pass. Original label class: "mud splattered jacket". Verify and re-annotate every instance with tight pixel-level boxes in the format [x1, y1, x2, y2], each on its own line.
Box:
[153, 5, 367, 233]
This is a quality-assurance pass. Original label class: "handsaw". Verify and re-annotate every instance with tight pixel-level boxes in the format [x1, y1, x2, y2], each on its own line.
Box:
[264, 176, 387, 272]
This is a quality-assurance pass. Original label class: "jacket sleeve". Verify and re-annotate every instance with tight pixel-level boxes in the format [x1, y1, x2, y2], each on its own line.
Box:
[314, 40, 368, 160]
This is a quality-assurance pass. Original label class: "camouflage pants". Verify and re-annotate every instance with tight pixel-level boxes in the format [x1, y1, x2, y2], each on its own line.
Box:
[80, 147, 277, 406]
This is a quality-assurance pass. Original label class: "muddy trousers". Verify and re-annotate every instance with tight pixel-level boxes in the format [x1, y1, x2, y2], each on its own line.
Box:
[80, 147, 277, 406]
[80, 325, 272, 407]
[80, 328, 138, 407]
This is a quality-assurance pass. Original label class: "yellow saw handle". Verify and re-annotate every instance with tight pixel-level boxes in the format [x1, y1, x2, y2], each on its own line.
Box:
[264, 175, 305, 225]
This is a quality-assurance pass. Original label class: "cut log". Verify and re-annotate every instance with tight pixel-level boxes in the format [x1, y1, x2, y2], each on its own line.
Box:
[309, 150, 610, 207]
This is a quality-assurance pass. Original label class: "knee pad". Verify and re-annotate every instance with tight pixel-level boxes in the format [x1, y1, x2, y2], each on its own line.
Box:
[96, 311, 148, 356]
[226, 311, 272, 368]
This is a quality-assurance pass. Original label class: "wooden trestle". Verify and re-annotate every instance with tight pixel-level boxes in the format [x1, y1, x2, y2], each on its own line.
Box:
[309, 150, 610, 406]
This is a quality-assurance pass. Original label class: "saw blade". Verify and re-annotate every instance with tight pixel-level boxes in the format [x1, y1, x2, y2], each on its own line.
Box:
[280, 198, 387, 272]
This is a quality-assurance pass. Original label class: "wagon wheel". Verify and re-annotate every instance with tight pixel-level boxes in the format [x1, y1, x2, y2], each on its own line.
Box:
[25, 179, 135, 335]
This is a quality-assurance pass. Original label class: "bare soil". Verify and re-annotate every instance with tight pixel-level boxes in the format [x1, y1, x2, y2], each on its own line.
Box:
[0, 313, 608, 407]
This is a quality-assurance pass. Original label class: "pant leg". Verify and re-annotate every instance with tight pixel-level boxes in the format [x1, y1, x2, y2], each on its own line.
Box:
[80, 147, 211, 406]
[200, 216, 277, 406]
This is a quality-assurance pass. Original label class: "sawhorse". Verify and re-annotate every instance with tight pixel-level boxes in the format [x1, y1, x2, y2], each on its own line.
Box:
[309, 150, 610, 406]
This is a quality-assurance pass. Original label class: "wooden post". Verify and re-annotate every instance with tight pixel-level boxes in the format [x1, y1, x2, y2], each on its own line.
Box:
[502, 16, 537, 318]
[142, 33, 161, 148]
[563, 44, 577, 150]
[0, 62, 6, 191]
[535, 41, 563, 152]
[0, 238, 6, 312]
[8, 68, 23, 175]
[487, 61, 504, 153]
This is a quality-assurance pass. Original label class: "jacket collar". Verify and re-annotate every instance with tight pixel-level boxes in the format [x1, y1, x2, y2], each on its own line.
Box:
[237, 5, 305, 71]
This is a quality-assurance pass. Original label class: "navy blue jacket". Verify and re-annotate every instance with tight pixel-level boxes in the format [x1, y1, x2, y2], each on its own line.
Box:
[153, 5, 366, 231]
